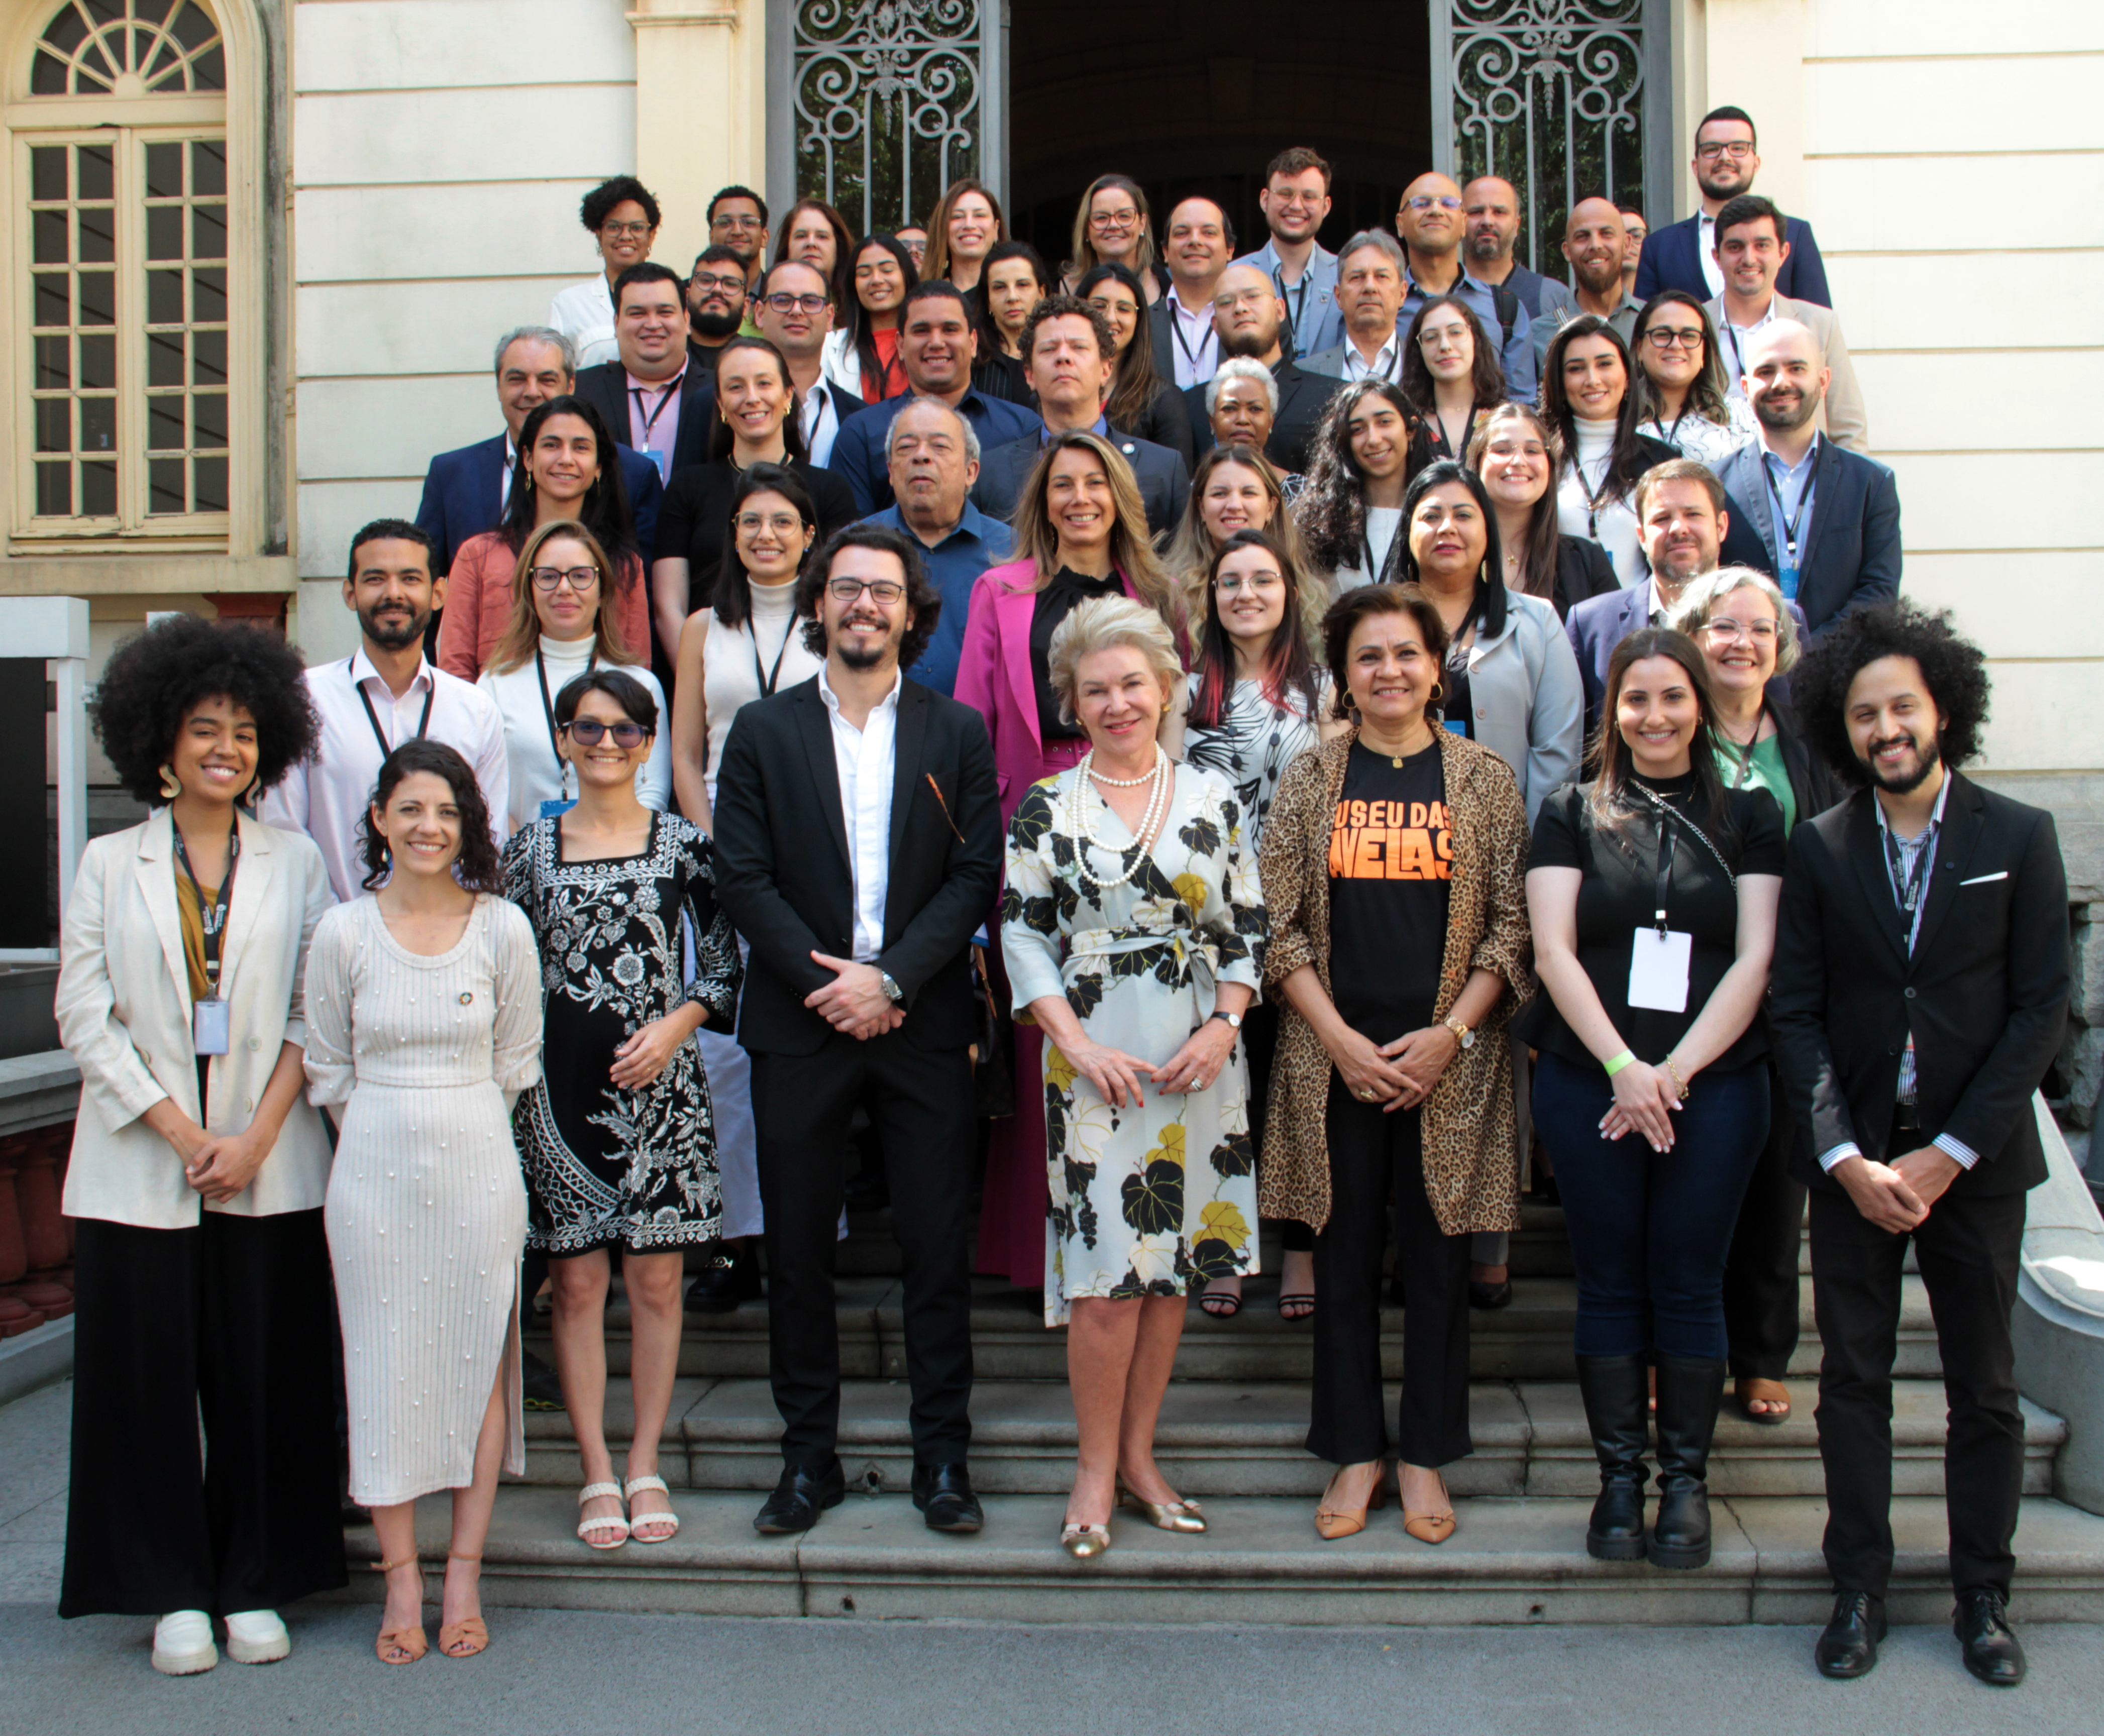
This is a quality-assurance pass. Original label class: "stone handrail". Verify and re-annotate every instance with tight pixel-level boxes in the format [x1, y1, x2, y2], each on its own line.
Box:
[2017, 1092, 2104, 1514]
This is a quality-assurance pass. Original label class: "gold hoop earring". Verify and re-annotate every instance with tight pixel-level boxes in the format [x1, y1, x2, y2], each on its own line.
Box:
[1340, 691, 1358, 712]
[158, 764, 181, 800]
[1428, 681, 1445, 704]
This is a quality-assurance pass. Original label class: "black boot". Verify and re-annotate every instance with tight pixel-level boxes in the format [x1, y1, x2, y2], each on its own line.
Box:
[1575, 1353, 1649, 1561]
[1649, 1354, 1726, 1569]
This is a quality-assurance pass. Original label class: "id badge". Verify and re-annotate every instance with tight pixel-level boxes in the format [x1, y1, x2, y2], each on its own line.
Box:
[193, 996, 231, 1055]
[1777, 563, 1800, 601]
[539, 797, 578, 822]
[1628, 929, 1693, 1014]
[644, 447, 669, 482]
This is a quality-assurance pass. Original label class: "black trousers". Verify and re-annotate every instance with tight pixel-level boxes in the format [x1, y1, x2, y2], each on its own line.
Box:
[60, 1211, 347, 1619]
[752, 1029, 976, 1465]
[1722, 1063, 1807, 1379]
[1307, 1075, 1472, 1468]
[1242, 1001, 1313, 1254]
[1810, 1185, 2028, 1600]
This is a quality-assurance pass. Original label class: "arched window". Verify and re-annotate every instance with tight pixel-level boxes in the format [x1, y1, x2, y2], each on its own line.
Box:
[10, 0, 240, 540]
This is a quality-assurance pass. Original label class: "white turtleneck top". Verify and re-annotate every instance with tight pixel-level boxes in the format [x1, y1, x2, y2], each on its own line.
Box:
[1556, 416, 1646, 589]
[478, 634, 671, 833]
[698, 578, 824, 791]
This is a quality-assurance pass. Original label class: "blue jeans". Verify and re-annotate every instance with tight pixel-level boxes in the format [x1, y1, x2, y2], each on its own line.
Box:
[1532, 1049, 1770, 1361]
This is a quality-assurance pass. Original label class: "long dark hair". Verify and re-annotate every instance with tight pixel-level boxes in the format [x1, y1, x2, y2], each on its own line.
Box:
[1294, 378, 1416, 573]
[771, 196, 858, 312]
[980, 239, 1049, 355]
[1077, 262, 1164, 433]
[1540, 315, 1651, 504]
[1465, 403, 1564, 602]
[843, 233, 918, 399]
[1399, 293, 1506, 422]
[706, 336, 810, 465]
[1188, 528, 1323, 730]
[1395, 460, 1508, 642]
[712, 463, 819, 633]
[499, 394, 637, 573]
[1632, 289, 1735, 429]
[1588, 627, 1736, 846]
[358, 739, 503, 893]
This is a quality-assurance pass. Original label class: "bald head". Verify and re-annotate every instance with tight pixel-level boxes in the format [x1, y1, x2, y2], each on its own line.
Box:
[1398, 173, 1463, 257]
[1213, 261, 1286, 363]
[1743, 317, 1828, 433]
[1562, 198, 1627, 299]
[1463, 175, 1522, 266]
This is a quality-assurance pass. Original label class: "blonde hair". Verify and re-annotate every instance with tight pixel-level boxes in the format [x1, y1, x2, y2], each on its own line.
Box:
[1665, 564, 1802, 677]
[1163, 446, 1315, 648]
[1066, 173, 1159, 283]
[485, 518, 637, 675]
[1008, 429, 1173, 615]
[1046, 595, 1182, 729]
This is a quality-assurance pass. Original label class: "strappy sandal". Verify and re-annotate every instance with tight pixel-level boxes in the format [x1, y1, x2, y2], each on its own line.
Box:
[370, 1556, 427, 1665]
[576, 1480, 630, 1550]
[1735, 1377, 1793, 1426]
[623, 1473, 681, 1544]
[1278, 1293, 1316, 1323]
[437, 1554, 489, 1659]
[1198, 1283, 1243, 1320]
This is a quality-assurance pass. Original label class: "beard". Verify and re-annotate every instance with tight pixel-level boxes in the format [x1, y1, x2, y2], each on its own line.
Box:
[1219, 328, 1276, 361]
[1752, 388, 1820, 434]
[360, 604, 428, 651]
[688, 305, 742, 340]
[1859, 728, 1943, 796]
[835, 636, 891, 671]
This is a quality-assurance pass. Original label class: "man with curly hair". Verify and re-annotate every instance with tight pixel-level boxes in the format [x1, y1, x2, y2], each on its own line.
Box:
[1770, 601, 2069, 1688]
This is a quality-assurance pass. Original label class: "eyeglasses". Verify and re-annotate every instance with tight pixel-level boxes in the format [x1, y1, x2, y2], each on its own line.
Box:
[1418, 325, 1470, 350]
[1214, 572, 1283, 594]
[690, 272, 747, 295]
[601, 220, 654, 239]
[827, 577, 905, 604]
[712, 213, 764, 233]
[1213, 288, 1272, 311]
[1403, 195, 1463, 212]
[763, 291, 828, 314]
[734, 511, 805, 535]
[561, 718, 647, 747]
[1699, 618, 1779, 643]
[530, 566, 600, 593]
[1089, 209, 1140, 231]
[1696, 140, 1756, 162]
[1643, 326, 1706, 351]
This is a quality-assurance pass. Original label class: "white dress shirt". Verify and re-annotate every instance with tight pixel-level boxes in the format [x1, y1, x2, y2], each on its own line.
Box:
[817, 665, 901, 964]
[1164, 287, 1220, 389]
[260, 647, 510, 904]
[1718, 298, 1777, 403]
[496, 434, 518, 516]
[548, 275, 619, 370]
[1697, 211, 1724, 300]
[798, 378, 843, 469]
[1337, 335, 1403, 384]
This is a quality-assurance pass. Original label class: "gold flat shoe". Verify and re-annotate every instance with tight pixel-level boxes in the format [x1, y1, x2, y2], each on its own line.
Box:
[1060, 1522, 1110, 1558]
[1315, 1472, 1387, 1540]
[1118, 1483, 1207, 1533]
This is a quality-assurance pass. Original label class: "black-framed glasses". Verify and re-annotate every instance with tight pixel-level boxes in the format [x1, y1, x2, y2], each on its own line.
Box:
[530, 566, 600, 593]
[1696, 140, 1756, 162]
[1643, 326, 1706, 351]
[690, 271, 747, 295]
[601, 219, 654, 239]
[561, 718, 647, 747]
[763, 292, 828, 314]
[827, 577, 905, 604]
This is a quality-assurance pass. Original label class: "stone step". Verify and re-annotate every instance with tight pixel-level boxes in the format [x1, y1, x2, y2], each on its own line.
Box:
[519, 1375, 2064, 1501]
[333, 1490, 2104, 1626]
[533, 1271, 1946, 1382]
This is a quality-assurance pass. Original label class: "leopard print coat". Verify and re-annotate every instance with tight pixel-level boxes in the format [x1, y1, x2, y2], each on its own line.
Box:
[1256, 725, 1534, 1236]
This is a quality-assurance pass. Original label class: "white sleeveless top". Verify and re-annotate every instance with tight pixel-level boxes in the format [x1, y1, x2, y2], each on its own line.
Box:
[701, 577, 824, 788]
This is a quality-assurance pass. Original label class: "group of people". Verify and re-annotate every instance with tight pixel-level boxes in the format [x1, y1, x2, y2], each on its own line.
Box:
[50, 107, 2058, 1693]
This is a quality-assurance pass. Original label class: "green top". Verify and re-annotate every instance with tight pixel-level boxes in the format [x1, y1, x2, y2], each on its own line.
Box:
[1722, 730, 1797, 834]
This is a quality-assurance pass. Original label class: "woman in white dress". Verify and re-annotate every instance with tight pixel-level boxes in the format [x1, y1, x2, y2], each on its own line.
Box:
[1001, 597, 1267, 1558]
[669, 464, 825, 1308]
[307, 741, 543, 1666]
[546, 177, 660, 370]
[476, 518, 670, 834]
[1631, 290, 1759, 469]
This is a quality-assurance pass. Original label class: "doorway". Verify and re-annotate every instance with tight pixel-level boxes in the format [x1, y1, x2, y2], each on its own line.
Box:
[1004, 1, 1434, 272]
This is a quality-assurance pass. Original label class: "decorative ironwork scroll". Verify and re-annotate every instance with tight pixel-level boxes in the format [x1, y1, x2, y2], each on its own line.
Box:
[1437, 0, 1665, 273]
[790, 0, 988, 235]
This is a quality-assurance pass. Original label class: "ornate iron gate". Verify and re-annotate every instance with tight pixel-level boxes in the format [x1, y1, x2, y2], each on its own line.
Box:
[765, 0, 1006, 235]
[1430, 0, 1675, 273]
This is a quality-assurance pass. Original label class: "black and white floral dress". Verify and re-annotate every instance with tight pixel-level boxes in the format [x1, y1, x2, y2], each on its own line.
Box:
[501, 812, 741, 1254]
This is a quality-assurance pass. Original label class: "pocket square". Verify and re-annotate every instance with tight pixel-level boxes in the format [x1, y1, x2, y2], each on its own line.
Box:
[1959, 871, 2009, 886]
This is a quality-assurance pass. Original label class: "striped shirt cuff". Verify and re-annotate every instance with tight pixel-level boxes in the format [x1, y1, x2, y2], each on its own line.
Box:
[1817, 1142, 1862, 1173]
[1934, 1132, 1980, 1170]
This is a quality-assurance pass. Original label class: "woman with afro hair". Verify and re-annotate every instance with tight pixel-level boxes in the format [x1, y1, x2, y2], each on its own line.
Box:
[54, 613, 344, 1674]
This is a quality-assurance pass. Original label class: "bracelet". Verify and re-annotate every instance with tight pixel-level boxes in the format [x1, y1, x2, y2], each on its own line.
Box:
[1603, 1049, 1636, 1078]
[1663, 1055, 1691, 1101]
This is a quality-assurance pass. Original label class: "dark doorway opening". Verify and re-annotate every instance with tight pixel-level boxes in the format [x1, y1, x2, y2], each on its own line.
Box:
[1006, 1, 1434, 274]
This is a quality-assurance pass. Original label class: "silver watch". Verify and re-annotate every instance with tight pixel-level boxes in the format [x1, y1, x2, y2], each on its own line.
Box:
[880, 971, 904, 1004]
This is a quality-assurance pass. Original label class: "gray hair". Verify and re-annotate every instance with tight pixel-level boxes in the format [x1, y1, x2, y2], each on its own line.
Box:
[1336, 229, 1407, 277]
[1665, 564, 1802, 677]
[492, 325, 576, 380]
[1046, 595, 1182, 729]
[884, 394, 981, 467]
[1204, 356, 1279, 417]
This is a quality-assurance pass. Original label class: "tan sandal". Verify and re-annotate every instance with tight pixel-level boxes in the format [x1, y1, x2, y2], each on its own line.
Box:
[370, 1556, 427, 1665]
[437, 1554, 489, 1659]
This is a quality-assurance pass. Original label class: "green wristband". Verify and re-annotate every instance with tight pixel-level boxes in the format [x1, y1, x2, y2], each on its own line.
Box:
[1603, 1049, 1636, 1077]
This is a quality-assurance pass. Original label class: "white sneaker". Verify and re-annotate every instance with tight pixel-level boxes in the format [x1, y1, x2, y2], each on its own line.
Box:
[151, 1609, 218, 1675]
[224, 1608, 291, 1665]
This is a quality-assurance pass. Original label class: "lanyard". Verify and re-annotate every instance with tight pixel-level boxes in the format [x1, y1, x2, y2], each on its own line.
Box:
[1881, 818, 1938, 953]
[352, 657, 434, 758]
[1425, 405, 1475, 460]
[1169, 299, 1216, 376]
[1762, 442, 1817, 568]
[1649, 408, 1691, 452]
[629, 370, 685, 444]
[1574, 453, 1618, 542]
[172, 822, 239, 997]
[1634, 783, 1736, 928]
[1273, 263, 1311, 344]
[751, 614, 796, 699]
[536, 647, 594, 792]
[1719, 702, 1769, 789]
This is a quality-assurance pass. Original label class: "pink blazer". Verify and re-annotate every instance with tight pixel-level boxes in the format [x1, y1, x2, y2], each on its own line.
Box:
[954, 558, 1141, 830]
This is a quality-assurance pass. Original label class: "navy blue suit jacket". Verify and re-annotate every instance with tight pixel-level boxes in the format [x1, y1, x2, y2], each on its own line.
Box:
[972, 428, 1190, 538]
[1634, 213, 1832, 308]
[1566, 583, 1812, 733]
[413, 432, 665, 574]
[1712, 440, 1901, 641]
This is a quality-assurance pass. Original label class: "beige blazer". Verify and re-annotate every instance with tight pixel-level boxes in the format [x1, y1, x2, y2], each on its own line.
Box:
[1705, 291, 1869, 456]
[55, 808, 336, 1229]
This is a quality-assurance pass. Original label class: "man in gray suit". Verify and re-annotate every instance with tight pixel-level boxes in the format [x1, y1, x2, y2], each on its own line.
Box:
[1299, 231, 1408, 386]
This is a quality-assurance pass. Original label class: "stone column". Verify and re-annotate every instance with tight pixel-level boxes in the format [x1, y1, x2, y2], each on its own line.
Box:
[627, 0, 768, 278]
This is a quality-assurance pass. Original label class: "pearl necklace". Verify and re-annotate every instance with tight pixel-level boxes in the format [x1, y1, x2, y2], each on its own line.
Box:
[1067, 746, 1171, 893]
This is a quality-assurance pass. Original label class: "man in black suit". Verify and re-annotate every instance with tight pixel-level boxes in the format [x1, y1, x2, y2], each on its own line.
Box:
[570, 262, 717, 482]
[753, 257, 866, 470]
[712, 524, 1002, 1537]
[1182, 262, 1340, 475]
[974, 295, 1189, 535]
[1772, 602, 2069, 1687]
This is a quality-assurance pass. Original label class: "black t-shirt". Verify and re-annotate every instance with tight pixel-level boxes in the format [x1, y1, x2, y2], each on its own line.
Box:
[1518, 771, 1786, 1070]
[656, 459, 857, 614]
[1030, 567, 1126, 740]
[1327, 742, 1453, 1041]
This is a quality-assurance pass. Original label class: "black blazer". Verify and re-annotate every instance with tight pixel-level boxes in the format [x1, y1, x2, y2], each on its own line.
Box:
[1712, 440, 1902, 642]
[572, 360, 718, 479]
[1127, 380, 1196, 469]
[971, 429, 1191, 537]
[1770, 774, 2069, 1197]
[1184, 356, 1342, 476]
[1548, 533, 1619, 621]
[711, 674, 1002, 1056]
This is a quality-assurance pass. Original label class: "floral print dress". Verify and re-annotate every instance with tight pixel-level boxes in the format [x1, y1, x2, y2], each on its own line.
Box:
[501, 812, 741, 1255]
[1001, 763, 1267, 1326]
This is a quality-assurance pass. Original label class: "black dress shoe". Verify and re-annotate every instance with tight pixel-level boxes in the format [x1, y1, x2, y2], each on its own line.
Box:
[1815, 1590, 1886, 1679]
[1468, 1278, 1513, 1310]
[521, 1347, 566, 1412]
[911, 1462, 984, 1533]
[753, 1459, 847, 1534]
[1954, 1587, 2027, 1687]
[686, 1243, 762, 1315]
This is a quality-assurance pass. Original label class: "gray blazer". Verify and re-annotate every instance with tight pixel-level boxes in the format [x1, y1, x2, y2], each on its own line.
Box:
[1451, 588, 1586, 826]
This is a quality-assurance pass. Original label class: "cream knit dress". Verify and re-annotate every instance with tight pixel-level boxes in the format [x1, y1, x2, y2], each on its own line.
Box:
[307, 893, 544, 1506]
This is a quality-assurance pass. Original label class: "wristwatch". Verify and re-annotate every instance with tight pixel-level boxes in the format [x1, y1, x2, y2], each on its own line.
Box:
[880, 972, 903, 1004]
[1443, 1014, 1475, 1050]
[1208, 1010, 1243, 1031]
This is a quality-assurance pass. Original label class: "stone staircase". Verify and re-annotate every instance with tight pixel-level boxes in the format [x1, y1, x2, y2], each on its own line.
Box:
[336, 1199, 2104, 1626]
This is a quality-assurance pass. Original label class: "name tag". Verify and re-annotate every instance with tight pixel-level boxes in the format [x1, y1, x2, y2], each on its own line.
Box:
[193, 996, 231, 1056]
[644, 447, 669, 482]
[1629, 929, 1693, 1014]
[539, 797, 578, 822]
[1776, 563, 1800, 601]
